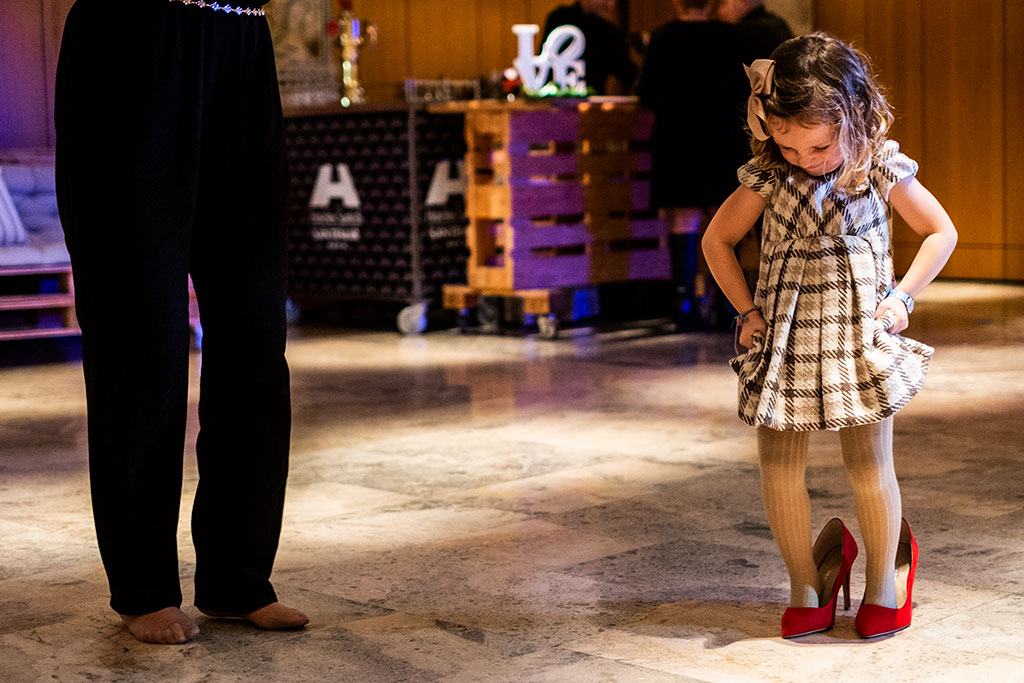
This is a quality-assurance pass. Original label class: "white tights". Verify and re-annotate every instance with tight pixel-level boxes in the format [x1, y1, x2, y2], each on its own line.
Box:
[758, 417, 900, 609]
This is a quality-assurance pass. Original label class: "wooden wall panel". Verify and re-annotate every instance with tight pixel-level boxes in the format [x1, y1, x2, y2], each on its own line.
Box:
[477, 0, 529, 83]
[814, 0, 866, 43]
[358, 0, 411, 102]
[407, 0, 480, 79]
[811, 1, 920, 268]
[922, 0, 1004, 279]
[1004, 0, 1024, 279]
[862, 0, 924, 273]
[359, 0, 561, 98]
[817, 0, 1020, 281]
[862, 0, 923, 162]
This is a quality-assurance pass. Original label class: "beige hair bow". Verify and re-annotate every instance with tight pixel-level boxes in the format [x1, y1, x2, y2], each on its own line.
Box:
[744, 59, 776, 141]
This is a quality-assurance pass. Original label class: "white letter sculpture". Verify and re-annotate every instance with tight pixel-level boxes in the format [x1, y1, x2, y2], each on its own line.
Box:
[512, 24, 586, 95]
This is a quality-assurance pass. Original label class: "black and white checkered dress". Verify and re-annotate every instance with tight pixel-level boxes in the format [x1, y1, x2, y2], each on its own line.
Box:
[729, 140, 933, 431]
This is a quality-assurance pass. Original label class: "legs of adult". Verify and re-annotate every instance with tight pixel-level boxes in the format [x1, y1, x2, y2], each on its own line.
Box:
[839, 416, 901, 608]
[55, 0, 203, 643]
[757, 427, 822, 608]
[186, 14, 305, 629]
[57, 0, 308, 640]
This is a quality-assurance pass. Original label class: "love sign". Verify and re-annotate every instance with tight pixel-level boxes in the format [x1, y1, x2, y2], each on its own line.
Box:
[512, 24, 587, 95]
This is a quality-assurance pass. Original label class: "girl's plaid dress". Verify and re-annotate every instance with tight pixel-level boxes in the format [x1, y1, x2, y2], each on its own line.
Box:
[731, 140, 933, 431]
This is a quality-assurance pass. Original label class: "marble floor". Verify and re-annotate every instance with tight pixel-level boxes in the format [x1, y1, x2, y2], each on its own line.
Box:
[1, 280, 1022, 682]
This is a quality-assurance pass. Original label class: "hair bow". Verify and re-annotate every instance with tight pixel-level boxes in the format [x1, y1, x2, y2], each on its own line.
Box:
[744, 59, 776, 141]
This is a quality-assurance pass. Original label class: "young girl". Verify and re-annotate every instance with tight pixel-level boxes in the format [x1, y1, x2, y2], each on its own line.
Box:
[702, 32, 957, 639]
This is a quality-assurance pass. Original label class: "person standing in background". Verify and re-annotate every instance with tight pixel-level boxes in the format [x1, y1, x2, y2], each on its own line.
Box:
[543, 0, 638, 95]
[717, 0, 793, 312]
[55, 0, 308, 644]
[637, 0, 748, 329]
[718, 0, 794, 64]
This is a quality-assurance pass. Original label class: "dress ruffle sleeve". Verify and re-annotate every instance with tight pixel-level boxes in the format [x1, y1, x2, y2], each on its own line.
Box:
[738, 158, 778, 202]
[870, 140, 919, 201]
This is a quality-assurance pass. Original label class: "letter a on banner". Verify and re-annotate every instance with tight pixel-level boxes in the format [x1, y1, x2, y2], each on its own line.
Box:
[309, 163, 361, 209]
[425, 160, 467, 207]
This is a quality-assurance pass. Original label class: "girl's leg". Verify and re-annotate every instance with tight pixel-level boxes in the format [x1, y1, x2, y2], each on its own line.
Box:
[758, 427, 822, 608]
[840, 416, 900, 608]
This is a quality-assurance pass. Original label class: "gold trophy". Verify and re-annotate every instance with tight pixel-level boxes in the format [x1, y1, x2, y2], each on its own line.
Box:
[328, 0, 377, 106]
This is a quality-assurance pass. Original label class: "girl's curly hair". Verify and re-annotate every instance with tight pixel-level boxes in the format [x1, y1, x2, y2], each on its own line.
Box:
[749, 32, 893, 195]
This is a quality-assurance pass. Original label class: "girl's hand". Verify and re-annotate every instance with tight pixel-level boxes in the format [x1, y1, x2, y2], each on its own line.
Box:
[738, 311, 768, 349]
[875, 297, 909, 333]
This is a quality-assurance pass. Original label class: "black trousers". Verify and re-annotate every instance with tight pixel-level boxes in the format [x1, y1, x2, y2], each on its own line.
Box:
[55, 0, 290, 616]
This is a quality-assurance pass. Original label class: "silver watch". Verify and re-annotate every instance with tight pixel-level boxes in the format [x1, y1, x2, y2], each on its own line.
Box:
[885, 287, 914, 314]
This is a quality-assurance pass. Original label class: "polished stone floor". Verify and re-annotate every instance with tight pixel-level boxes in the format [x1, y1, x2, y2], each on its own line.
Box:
[1, 280, 1022, 682]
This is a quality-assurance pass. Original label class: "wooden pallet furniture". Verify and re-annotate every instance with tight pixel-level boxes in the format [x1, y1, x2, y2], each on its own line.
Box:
[0, 264, 79, 341]
[0, 151, 80, 342]
[443, 100, 671, 335]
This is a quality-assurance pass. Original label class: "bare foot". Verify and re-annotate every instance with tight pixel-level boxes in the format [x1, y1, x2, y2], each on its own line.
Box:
[121, 607, 200, 644]
[198, 601, 309, 630]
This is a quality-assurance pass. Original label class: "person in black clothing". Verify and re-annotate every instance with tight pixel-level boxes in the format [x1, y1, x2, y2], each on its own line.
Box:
[716, 0, 793, 306]
[638, 0, 748, 216]
[637, 0, 749, 330]
[543, 0, 638, 94]
[55, 0, 307, 644]
[718, 0, 794, 64]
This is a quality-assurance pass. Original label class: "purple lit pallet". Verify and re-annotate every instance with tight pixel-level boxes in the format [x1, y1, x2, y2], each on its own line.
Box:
[459, 101, 670, 294]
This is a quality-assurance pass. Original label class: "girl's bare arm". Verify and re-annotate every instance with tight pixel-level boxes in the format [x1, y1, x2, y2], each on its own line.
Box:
[878, 177, 958, 332]
[701, 185, 767, 347]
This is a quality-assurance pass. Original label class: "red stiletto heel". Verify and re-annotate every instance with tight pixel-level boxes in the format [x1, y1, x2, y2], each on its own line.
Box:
[856, 518, 918, 638]
[781, 518, 858, 638]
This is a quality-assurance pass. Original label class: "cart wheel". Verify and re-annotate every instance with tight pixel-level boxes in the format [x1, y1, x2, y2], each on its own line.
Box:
[477, 297, 501, 330]
[397, 302, 427, 335]
[537, 314, 559, 339]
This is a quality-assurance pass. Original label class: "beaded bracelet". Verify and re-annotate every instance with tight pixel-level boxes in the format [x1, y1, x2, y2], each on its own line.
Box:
[734, 306, 761, 324]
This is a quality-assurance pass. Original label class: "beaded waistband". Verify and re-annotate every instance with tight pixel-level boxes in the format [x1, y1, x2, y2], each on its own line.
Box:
[169, 0, 266, 16]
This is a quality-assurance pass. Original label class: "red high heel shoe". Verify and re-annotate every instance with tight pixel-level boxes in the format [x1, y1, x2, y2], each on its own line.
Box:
[781, 518, 858, 638]
[855, 518, 919, 638]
